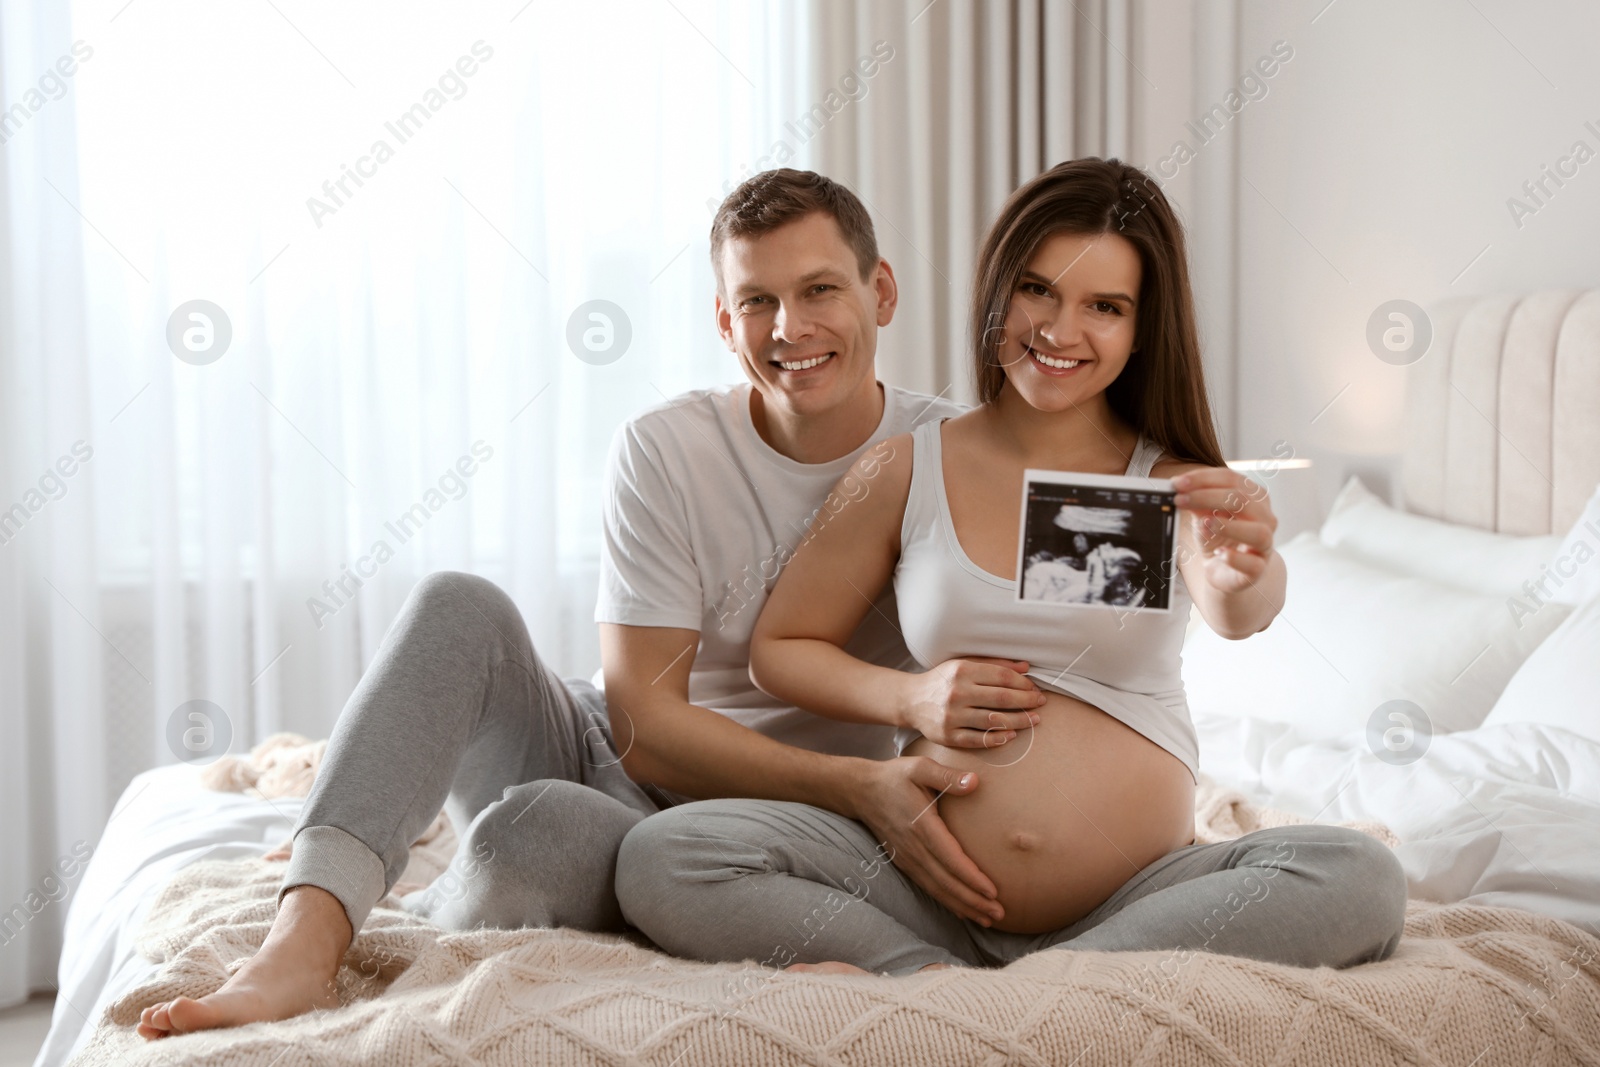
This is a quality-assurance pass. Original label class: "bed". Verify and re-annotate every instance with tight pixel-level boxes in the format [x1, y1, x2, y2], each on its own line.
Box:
[41, 289, 1600, 1066]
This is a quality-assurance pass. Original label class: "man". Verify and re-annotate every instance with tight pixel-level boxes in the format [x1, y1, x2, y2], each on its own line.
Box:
[137, 168, 984, 1039]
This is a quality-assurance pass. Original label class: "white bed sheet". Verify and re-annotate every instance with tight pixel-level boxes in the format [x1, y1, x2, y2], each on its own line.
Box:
[34, 764, 302, 1067]
[1195, 714, 1600, 936]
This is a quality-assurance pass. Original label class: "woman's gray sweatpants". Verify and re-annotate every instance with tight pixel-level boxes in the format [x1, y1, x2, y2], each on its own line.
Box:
[279, 571, 664, 937]
[614, 801, 1409, 975]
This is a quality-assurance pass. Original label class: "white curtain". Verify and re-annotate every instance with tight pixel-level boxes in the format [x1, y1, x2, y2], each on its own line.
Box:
[806, 0, 1135, 399]
[1, 0, 810, 1006]
[0, 0, 105, 1012]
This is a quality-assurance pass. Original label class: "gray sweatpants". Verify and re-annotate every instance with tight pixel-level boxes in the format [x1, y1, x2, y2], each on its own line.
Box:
[614, 800, 1408, 975]
[279, 571, 664, 937]
[286, 570, 1407, 975]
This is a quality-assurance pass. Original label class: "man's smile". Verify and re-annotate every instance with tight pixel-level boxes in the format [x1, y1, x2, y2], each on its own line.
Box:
[769, 351, 837, 373]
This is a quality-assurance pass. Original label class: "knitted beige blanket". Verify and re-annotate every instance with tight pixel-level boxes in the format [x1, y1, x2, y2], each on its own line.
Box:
[70, 736, 1600, 1066]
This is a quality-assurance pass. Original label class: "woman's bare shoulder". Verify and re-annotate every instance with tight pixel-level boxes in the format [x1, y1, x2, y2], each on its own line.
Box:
[795, 431, 918, 567]
[831, 430, 916, 520]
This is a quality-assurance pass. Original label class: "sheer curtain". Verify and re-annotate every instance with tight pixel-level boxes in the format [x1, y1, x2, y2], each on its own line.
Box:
[0, 0, 104, 1012]
[1, 0, 810, 1006]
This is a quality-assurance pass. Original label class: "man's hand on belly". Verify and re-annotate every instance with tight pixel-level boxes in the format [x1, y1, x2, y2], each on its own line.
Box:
[898, 657, 1046, 748]
[848, 756, 1006, 926]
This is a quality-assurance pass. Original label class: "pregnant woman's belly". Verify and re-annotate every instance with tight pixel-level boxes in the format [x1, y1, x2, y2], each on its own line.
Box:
[906, 690, 1196, 934]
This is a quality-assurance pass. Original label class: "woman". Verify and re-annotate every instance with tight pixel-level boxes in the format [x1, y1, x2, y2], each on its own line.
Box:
[618, 158, 1406, 975]
[748, 155, 1246, 937]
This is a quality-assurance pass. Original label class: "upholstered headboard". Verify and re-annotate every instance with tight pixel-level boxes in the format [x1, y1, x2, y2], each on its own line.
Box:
[1402, 288, 1600, 536]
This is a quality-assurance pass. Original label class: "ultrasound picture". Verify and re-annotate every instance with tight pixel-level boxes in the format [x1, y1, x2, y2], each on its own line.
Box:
[1016, 472, 1177, 611]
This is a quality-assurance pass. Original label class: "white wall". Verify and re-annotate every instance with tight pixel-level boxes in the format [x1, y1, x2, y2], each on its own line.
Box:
[1220, 0, 1600, 530]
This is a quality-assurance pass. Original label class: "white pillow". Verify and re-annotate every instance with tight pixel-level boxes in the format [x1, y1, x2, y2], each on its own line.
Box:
[1182, 532, 1570, 737]
[1542, 480, 1600, 607]
[1319, 476, 1562, 599]
[1480, 596, 1600, 743]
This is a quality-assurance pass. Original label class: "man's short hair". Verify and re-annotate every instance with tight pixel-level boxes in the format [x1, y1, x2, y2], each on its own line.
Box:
[709, 169, 879, 294]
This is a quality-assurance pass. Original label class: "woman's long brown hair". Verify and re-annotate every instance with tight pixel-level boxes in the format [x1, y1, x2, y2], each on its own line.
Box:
[970, 158, 1226, 469]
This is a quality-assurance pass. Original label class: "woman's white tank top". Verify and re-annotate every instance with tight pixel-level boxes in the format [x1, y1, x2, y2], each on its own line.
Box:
[892, 418, 1199, 778]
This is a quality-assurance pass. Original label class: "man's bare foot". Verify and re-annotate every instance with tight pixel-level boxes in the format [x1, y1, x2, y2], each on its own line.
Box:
[136, 885, 353, 1040]
[262, 839, 293, 862]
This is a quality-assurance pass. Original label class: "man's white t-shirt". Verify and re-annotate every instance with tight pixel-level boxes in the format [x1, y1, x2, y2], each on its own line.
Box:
[597, 381, 965, 761]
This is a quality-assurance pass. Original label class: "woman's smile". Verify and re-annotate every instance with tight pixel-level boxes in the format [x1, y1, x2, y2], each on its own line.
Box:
[1025, 344, 1091, 375]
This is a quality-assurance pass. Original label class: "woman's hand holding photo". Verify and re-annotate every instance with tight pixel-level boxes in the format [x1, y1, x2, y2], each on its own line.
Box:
[1173, 468, 1280, 595]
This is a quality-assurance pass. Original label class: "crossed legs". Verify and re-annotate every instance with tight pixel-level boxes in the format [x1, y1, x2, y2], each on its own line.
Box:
[616, 800, 1408, 976]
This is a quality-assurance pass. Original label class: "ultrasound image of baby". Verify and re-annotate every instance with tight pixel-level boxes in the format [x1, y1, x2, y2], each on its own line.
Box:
[1017, 475, 1175, 611]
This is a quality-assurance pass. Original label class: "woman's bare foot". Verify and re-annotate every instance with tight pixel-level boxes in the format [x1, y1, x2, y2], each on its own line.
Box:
[136, 885, 353, 1040]
[786, 961, 873, 976]
[785, 961, 952, 976]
